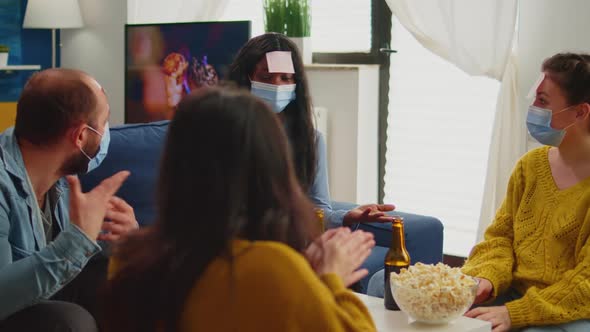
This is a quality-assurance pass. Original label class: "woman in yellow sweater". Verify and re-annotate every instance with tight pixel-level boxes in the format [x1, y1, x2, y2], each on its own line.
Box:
[102, 87, 377, 332]
[463, 53, 590, 332]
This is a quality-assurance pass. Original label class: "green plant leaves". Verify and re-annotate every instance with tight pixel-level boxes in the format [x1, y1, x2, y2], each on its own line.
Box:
[264, 0, 311, 37]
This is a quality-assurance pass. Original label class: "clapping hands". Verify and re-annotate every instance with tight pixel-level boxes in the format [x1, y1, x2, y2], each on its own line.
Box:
[305, 228, 375, 286]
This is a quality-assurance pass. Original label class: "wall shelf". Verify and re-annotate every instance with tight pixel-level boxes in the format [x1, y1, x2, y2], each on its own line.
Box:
[0, 65, 41, 71]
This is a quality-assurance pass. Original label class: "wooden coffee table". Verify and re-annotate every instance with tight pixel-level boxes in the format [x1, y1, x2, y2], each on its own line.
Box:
[356, 293, 492, 332]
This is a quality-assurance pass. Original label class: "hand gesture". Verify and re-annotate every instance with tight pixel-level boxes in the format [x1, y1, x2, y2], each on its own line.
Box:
[465, 306, 511, 332]
[307, 228, 376, 286]
[473, 277, 493, 304]
[305, 228, 342, 271]
[99, 196, 139, 242]
[343, 204, 396, 226]
[66, 171, 130, 241]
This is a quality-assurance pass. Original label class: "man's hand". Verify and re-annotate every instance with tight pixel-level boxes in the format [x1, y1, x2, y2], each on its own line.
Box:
[67, 171, 130, 241]
[99, 196, 139, 242]
[343, 204, 396, 226]
[465, 306, 511, 332]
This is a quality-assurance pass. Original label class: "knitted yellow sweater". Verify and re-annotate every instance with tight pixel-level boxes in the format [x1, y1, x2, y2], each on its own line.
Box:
[110, 239, 376, 332]
[462, 146, 590, 328]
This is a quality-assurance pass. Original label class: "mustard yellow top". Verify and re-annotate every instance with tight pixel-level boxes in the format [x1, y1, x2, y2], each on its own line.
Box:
[110, 239, 376, 332]
[462, 146, 590, 328]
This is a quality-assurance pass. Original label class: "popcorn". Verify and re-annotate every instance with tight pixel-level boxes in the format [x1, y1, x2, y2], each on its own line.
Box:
[390, 263, 477, 322]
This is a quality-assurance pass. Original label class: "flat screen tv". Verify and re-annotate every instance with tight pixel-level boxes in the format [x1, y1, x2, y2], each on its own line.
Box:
[125, 21, 251, 123]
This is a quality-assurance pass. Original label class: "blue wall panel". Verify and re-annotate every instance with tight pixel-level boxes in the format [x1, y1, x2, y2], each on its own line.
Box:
[0, 0, 55, 101]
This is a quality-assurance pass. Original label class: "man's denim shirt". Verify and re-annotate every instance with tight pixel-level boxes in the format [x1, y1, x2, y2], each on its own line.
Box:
[0, 128, 101, 319]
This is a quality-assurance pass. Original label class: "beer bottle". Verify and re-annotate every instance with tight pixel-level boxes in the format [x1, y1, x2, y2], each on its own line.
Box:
[315, 208, 325, 232]
[384, 216, 410, 310]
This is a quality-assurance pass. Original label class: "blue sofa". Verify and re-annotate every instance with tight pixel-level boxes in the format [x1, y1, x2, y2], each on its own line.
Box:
[80, 121, 444, 293]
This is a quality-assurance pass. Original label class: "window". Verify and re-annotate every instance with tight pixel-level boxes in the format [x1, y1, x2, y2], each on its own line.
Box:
[220, 0, 372, 53]
[311, 1, 371, 53]
[384, 18, 499, 257]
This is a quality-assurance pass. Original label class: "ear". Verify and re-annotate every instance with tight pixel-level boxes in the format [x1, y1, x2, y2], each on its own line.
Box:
[579, 103, 590, 119]
[67, 123, 88, 149]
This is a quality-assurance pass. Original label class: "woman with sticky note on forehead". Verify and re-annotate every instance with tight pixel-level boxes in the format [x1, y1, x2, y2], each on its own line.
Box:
[227, 33, 396, 233]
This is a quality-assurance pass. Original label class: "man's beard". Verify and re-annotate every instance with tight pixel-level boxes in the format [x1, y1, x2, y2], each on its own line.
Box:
[60, 140, 100, 175]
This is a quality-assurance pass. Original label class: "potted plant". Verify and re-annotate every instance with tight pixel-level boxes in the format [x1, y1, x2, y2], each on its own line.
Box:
[0, 45, 9, 67]
[264, 0, 312, 64]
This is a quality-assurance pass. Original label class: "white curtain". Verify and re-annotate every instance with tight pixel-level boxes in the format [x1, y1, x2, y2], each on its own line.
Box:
[477, 55, 525, 241]
[128, 0, 230, 24]
[384, 0, 524, 242]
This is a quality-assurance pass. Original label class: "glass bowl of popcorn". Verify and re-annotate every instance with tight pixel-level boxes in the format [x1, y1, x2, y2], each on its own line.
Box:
[390, 263, 478, 324]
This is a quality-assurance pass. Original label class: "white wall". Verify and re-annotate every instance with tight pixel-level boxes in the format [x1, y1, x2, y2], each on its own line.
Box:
[61, 0, 126, 125]
[306, 64, 379, 204]
[356, 67, 379, 203]
[518, 0, 590, 150]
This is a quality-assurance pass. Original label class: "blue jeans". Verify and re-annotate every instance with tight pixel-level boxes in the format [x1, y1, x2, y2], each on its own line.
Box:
[355, 214, 444, 294]
[367, 269, 386, 298]
[358, 246, 389, 293]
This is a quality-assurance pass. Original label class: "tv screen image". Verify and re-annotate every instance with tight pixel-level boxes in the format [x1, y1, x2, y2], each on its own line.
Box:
[125, 21, 251, 123]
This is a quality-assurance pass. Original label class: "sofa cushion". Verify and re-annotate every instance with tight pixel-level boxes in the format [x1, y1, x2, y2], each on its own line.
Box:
[80, 121, 170, 226]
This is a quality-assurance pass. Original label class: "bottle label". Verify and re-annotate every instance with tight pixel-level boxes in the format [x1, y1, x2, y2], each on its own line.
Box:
[384, 265, 407, 310]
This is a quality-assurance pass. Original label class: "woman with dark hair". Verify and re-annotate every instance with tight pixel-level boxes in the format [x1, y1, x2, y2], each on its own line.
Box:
[103, 88, 377, 332]
[227, 32, 395, 230]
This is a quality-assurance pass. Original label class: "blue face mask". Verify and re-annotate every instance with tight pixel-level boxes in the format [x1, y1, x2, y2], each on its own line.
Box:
[526, 105, 575, 147]
[250, 81, 296, 113]
[80, 122, 110, 173]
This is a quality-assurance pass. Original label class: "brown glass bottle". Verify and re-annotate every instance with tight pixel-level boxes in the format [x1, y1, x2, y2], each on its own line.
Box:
[384, 216, 410, 310]
[315, 208, 325, 232]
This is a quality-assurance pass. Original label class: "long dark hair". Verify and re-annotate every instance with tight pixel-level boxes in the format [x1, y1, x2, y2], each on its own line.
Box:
[227, 33, 317, 192]
[103, 88, 318, 332]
